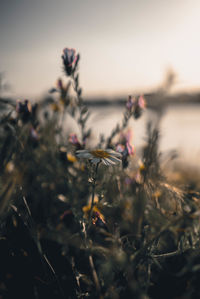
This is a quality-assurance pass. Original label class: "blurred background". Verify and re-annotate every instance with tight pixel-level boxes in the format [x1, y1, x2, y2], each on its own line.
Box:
[1, 0, 200, 165]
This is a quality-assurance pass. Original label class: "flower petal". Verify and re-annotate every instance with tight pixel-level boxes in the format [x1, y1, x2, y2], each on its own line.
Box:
[102, 159, 110, 166]
[106, 149, 122, 158]
[107, 156, 121, 164]
[91, 158, 101, 164]
[63, 48, 77, 66]
[102, 158, 112, 166]
[76, 150, 92, 158]
[104, 158, 116, 165]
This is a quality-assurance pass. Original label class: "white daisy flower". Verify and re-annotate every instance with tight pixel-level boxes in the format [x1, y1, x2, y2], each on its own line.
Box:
[76, 149, 122, 165]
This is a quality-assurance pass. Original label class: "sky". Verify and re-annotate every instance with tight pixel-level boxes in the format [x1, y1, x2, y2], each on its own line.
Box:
[1, 0, 200, 98]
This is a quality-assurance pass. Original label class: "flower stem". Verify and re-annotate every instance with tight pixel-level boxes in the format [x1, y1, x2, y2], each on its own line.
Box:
[71, 72, 87, 144]
[90, 162, 100, 219]
[82, 222, 102, 297]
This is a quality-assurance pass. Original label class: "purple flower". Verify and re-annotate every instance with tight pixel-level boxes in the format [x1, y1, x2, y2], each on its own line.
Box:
[116, 144, 125, 154]
[69, 133, 79, 145]
[62, 48, 78, 76]
[126, 141, 134, 155]
[126, 95, 136, 110]
[116, 129, 134, 168]
[116, 142, 134, 157]
[133, 96, 146, 119]
[138, 95, 146, 109]
[126, 95, 146, 119]
[117, 130, 134, 156]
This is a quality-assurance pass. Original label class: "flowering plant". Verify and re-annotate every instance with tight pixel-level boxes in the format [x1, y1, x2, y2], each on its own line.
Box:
[0, 47, 198, 299]
[62, 48, 78, 76]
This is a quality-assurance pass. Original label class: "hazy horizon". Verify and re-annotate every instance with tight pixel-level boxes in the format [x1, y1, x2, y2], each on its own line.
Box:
[1, 0, 200, 99]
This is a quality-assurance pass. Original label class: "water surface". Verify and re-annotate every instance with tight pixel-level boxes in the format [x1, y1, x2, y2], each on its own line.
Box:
[86, 104, 200, 166]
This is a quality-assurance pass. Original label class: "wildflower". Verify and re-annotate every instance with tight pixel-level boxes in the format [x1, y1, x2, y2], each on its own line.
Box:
[67, 153, 77, 163]
[138, 95, 146, 109]
[83, 195, 97, 213]
[118, 129, 134, 156]
[69, 133, 82, 150]
[62, 48, 78, 76]
[76, 149, 122, 165]
[126, 95, 136, 110]
[134, 95, 146, 119]
[116, 144, 125, 154]
[82, 195, 105, 222]
[116, 145, 129, 168]
[16, 99, 32, 122]
[126, 141, 134, 155]
[116, 129, 134, 168]
[69, 133, 79, 145]
[126, 95, 146, 119]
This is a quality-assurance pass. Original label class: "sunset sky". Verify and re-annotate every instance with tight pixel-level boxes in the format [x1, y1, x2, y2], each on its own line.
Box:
[1, 0, 200, 98]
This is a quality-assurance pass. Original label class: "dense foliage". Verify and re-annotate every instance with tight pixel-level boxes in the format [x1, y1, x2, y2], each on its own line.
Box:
[0, 50, 200, 299]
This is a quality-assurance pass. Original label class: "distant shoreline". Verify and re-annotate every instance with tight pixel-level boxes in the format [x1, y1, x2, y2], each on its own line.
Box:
[1, 92, 200, 112]
[85, 93, 200, 111]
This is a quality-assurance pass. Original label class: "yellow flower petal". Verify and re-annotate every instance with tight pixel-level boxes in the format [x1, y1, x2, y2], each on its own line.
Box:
[67, 153, 77, 163]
